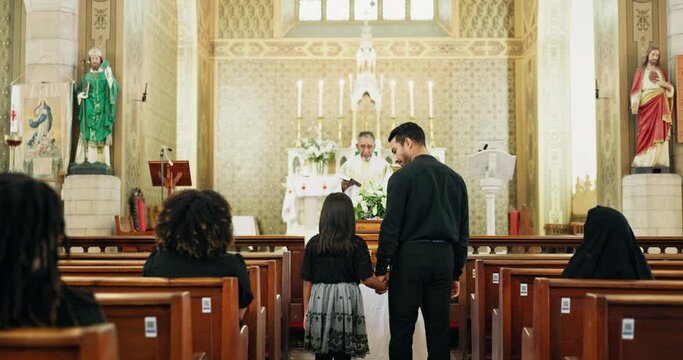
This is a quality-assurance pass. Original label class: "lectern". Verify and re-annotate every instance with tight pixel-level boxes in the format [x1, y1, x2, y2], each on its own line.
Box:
[149, 160, 192, 198]
[467, 150, 516, 235]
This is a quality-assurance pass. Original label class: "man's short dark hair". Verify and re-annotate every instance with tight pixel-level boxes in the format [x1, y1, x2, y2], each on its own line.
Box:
[358, 131, 375, 141]
[387, 122, 425, 145]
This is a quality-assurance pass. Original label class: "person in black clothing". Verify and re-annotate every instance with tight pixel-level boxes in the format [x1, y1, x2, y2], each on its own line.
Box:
[375, 122, 469, 359]
[562, 205, 653, 280]
[0, 173, 106, 329]
[143, 189, 253, 317]
[302, 193, 387, 360]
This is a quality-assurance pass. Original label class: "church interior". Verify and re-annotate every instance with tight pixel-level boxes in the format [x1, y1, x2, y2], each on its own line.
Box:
[2, 0, 683, 359]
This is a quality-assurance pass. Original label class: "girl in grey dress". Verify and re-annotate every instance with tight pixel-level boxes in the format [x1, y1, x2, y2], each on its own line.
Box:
[302, 193, 388, 359]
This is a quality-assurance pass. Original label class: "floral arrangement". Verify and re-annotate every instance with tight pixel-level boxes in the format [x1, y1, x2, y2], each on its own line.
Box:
[300, 137, 336, 163]
[354, 181, 387, 219]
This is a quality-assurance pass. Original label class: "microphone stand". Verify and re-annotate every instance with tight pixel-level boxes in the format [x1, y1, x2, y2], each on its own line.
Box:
[160, 147, 166, 202]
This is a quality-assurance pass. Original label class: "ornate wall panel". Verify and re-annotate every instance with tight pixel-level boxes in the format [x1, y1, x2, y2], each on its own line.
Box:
[459, 0, 515, 38]
[593, 0, 622, 209]
[217, 0, 273, 39]
[0, 0, 13, 172]
[213, 38, 524, 59]
[214, 58, 516, 234]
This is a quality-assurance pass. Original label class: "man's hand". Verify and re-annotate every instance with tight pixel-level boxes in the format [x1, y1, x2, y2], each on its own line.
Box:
[303, 312, 308, 330]
[631, 103, 639, 115]
[451, 281, 460, 300]
[375, 275, 388, 294]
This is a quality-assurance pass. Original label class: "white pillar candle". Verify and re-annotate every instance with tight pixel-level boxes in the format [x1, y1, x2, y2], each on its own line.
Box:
[339, 79, 345, 116]
[9, 105, 18, 133]
[296, 80, 303, 117]
[408, 80, 415, 117]
[428, 81, 434, 118]
[318, 80, 324, 117]
[390, 80, 396, 117]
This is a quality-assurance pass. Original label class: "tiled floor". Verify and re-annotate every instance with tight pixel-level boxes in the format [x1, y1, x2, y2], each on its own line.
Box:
[288, 348, 461, 359]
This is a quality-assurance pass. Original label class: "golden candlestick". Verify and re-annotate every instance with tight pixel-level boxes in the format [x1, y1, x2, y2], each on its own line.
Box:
[389, 116, 397, 131]
[317, 116, 324, 140]
[428, 116, 436, 147]
[338, 116, 344, 144]
[4, 133, 23, 172]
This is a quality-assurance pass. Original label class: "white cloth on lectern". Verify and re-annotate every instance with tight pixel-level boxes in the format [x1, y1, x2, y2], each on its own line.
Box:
[358, 284, 427, 359]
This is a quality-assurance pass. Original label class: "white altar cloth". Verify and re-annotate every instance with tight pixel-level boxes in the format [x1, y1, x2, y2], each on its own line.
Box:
[281, 175, 342, 237]
[358, 285, 428, 359]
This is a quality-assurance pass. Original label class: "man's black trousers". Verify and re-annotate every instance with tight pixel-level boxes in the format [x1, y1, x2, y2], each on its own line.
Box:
[388, 241, 454, 359]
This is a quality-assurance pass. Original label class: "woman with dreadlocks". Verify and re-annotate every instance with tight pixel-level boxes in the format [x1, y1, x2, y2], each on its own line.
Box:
[0, 173, 106, 329]
[143, 189, 253, 317]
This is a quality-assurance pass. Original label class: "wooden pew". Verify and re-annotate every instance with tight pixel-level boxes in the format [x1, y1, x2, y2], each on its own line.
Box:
[245, 266, 266, 360]
[95, 292, 193, 360]
[63, 276, 248, 360]
[582, 293, 683, 359]
[0, 323, 119, 360]
[245, 260, 281, 360]
[243, 251, 291, 358]
[59, 265, 143, 277]
[521, 278, 683, 360]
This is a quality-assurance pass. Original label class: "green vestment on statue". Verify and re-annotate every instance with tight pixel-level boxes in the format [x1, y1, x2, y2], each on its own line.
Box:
[78, 63, 119, 145]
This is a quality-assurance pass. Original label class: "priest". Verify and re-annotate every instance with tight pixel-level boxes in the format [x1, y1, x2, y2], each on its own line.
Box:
[339, 131, 393, 203]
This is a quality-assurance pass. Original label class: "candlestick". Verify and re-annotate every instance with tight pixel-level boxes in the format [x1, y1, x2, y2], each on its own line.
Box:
[296, 80, 303, 118]
[338, 115, 344, 144]
[339, 79, 345, 116]
[428, 81, 434, 118]
[408, 80, 415, 118]
[318, 80, 324, 118]
[296, 116, 303, 147]
[390, 80, 396, 118]
[429, 116, 435, 148]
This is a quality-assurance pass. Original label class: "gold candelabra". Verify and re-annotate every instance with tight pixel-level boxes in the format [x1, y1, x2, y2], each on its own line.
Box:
[338, 116, 344, 144]
[317, 116, 324, 140]
[4, 133, 22, 172]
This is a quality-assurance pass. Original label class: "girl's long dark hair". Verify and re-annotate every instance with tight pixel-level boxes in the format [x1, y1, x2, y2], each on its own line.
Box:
[155, 189, 233, 259]
[315, 193, 356, 255]
[0, 174, 65, 328]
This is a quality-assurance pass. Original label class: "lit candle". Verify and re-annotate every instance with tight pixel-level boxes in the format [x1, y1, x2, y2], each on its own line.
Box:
[296, 80, 303, 117]
[390, 80, 396, 117]
[408, 80, 415, 117]
[339, 79, 345, 116]
[318, 80, 324, 117]
[9, 105, 17, 133]
[428, 81, 434, 118]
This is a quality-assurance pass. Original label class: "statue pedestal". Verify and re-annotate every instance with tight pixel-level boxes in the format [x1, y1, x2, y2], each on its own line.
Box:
[622, 174, 682, 236]
[62, 175, 121, 237]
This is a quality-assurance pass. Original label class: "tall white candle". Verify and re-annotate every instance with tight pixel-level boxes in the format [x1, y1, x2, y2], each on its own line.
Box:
[318, 80, 324, 117]
[428, 81, 434, 118]
[390, 80, 396, 117]
[296, 80, 303, 117]
[408, 80, 415, 117]
[9, 105, 17, 133]
[339, 79, 345, 116]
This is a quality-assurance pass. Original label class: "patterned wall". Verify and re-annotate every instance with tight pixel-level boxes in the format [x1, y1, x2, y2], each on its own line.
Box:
[0, 0, 13, 172]
[120, 0, 178, 207]
[215, 58, 516, 234]
[217, 0, 273, 39]
[459, 0, 515, 38]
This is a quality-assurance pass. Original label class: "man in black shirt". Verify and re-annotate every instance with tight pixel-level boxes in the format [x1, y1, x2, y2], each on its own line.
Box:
[375, 122, 469, 359]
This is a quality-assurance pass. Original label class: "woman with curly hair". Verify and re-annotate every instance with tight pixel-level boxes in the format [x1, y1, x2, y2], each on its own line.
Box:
[143, 189, 253, 316]
[0, 173, 106, 328]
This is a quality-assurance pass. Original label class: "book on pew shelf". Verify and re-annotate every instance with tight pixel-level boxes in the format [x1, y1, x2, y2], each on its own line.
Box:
[338, 174, 362, 187]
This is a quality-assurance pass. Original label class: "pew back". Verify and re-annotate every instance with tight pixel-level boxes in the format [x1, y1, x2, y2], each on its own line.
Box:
[95, 292, 192, 360]
[245, 260, 281, 360]
[582, 293, 683, 360]
[0, 323, 119, 360]
[63, 276, 246, 360]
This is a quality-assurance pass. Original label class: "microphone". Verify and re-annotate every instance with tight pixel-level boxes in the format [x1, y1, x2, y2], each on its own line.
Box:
[141, 83, 147, 102]
[161, 145, 173, 152]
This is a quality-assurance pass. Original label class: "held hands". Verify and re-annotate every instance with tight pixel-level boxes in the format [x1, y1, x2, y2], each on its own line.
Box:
[367, 274, 388, 295]
[451, 281, 460, 300]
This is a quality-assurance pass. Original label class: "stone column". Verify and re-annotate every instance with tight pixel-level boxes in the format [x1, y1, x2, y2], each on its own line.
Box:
[24, 0, 79, 83]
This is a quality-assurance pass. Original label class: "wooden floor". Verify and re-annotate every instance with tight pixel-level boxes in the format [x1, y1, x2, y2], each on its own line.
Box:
[288, 348, 461, 359]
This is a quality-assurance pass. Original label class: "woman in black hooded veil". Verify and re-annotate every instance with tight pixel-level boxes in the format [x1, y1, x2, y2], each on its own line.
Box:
[562, 205, 653, 280]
